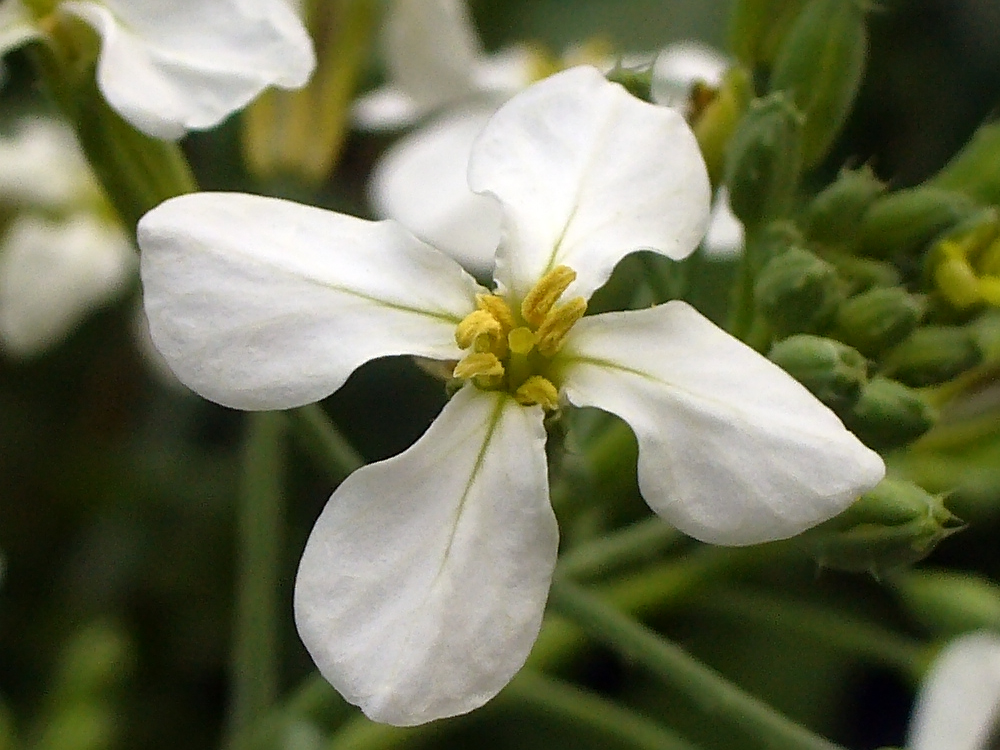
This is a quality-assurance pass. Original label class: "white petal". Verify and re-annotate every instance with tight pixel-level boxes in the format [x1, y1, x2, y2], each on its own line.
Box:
[469, 66, 711, 302]
[702, 188, 744, 258]
[382, 0, 483, 113]
[370, 108, 502, 275]
[294, 387, 556, 726]
[0, 117, 97, 208]
[0, 0, 39, 57]
[138, 192, 481, 410]
[351, 86, 422, 131]
[0, 213, 135, 357]
[559, 302, 885, 545]
[908, 632, 1000, 750]
[61, 0, 315, 139]
[650, 42, 729, 108]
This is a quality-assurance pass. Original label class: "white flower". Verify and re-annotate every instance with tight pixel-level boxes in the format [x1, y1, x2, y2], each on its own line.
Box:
[361, 0, 742, 271]
[138, 67, 884, 726]
[907, 632, 1000, 750]
[0, 117, 135, 356]
[1, 0, 315, 139]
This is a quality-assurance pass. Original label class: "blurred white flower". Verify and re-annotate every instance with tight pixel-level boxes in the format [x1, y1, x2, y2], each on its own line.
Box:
[361, 0, 742, 271]
[1, 0, 315, 139]
[139, 67, 883, 726]
[0, 117, 135, 356]
[907, 632, 1000, 750]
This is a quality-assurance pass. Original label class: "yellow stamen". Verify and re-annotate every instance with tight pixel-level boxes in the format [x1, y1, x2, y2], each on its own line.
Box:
[508, 327, 537, 355]
[455, 309, 502, 351]
[536, 297, 587, 356]
[453, 352, 505, 380]
[515, 376, 560, 410]
[476, 294, 516, 332]
[521, 266, 577, 327]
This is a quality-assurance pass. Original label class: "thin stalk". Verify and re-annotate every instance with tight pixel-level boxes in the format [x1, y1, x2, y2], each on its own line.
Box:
[557, 517, 684, 580]
[690, 588, 932, 682]
[548, 578, 847, 750]
[226, 412, 286, 750]
[285, 404, 364, 482]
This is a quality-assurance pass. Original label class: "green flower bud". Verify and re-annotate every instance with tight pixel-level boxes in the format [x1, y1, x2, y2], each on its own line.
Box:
[895, 569, 1000, 637]
[882, 326, 983, 387]
[729, 0, 807, 69]
[692, 66, 754, 186]
[724, 93, 804, 229]
[834, 287, 926, 358]
[768, 334, 867, 411]
[755, 246, 844, 335]
[843, 376, 937, 450]
[929, 120, 1000, 206]
[805, 479, 963, 574]
[856, 186, 980, 259]
[825, 254, 902, 295]
[770, 0, 869, 167]
[803, 165, 886, 244]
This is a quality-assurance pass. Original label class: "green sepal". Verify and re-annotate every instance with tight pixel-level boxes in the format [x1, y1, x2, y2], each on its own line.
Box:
[803, 165, 886, 244]
[803, 479, 963, 575]
[834, 287, 926, 358]
[842, 376, 937, 451]
[728, 0, 807, 69]
[856, 186, 980, 259]
[768, 334, 867, 411]
[882, 326, 983, 387]
[769, 0, 869, 168]
[928, 119, 1000, 206]
[754, 245, 844, 335]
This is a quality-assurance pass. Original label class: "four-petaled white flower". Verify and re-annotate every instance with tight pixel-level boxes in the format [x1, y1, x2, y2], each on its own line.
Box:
[0, 117, 134, 356]
[358, 0, 743, 271]
[138, 67, 884, 726]
[907, 632, 1000, 750]
[0, 0, 315, 139]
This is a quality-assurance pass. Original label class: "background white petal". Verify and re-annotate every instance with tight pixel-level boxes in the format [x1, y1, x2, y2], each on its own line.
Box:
[0, 117, 97, 208]
[650, 41, 729, 107]
[0, 0, 39, 58]
[469, 66, 711, 302]
[907, 632, 1000, 750]
[370, 107, 502, 275]
[138, 192, 481, 410]
[61, 0, 315, 139]
[295, 387, 556, 726]
[0, 213, 135, 357]
[702, 188, 745, 258]
[560, 302, 885, 545]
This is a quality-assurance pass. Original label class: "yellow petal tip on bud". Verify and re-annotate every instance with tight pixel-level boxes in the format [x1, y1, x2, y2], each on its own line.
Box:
[521, 265, 577, 327]
[536, 297, 588, 356]
[515, 376, 560, 411]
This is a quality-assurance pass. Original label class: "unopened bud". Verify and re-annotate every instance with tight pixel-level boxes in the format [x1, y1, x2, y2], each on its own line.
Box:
[692, 66, 754, 185]
[770, 0, 869, 167]
[724, 93, 804, 229]
[834, 287, 926, 358]
[805, 479, 963, 574]
[755, 246, 844, 335]
[882, 326, 983, 387]
[728, 0, 808, 69]
[768, 334, 867, 411]
[804, 165, 886, 244]
[929, 119, 1000, 206]
[857, 186, 980, 259]
[826, 254, 902, 295]
[895, 569, 1000, 637]
[843, 376, 937, 451]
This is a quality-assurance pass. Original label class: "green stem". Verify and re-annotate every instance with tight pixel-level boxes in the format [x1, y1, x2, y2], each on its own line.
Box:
[547, 578, 847, 750]
[284, 404, 364, 483]
[226, 412, 286, 750]
[690, 588, 932, 682]
[557, 517, 684, 580]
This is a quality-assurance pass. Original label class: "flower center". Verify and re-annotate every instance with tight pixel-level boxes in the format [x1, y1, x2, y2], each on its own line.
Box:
[452, 266, 587, 410]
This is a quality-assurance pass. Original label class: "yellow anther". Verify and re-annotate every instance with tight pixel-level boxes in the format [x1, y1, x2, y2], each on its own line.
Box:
[453, 352, 505, 380]
[515, 376, 560, 410]
[536, 297, 587, 357]
[476, 294, 516, 332]
[521, 266, 577, 327]
[508, 327, 537, 355]
[455, 310, 502, 351]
